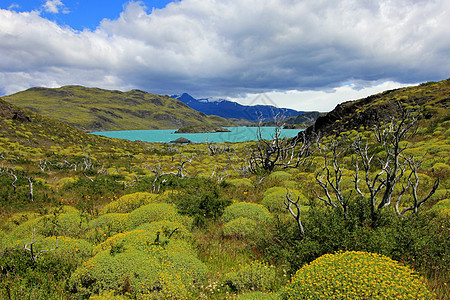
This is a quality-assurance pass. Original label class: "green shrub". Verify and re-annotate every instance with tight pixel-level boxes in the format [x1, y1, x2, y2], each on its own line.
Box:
[225, 261, 278, 293]
[281, 180, 298, 190]
[70, 230, 207, 298]
[431, 199, 450, 216]
[135, 220, 191, 241]
[282, 251, 435, 299]
[0, 231, 10, 250]
[222, 217, 257, 238]
[1, 211, 40, 232]
[269, 171, 292, 181]
[228, 178, 253, 187]
[171, 179, 232, 227]
[9, 216, 46, 239]
[261, 187, 306, 213]
[101, 192, 159, 214]
[86, 213, 130, 242]
[236, 292, 280, 300]
[128, 203, 184, 229]
[222, 202, 272, 223]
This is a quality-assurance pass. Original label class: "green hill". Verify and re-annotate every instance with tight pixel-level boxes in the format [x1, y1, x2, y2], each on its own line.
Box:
[304, 78, 450, 137]
[3, 85, 232, 132]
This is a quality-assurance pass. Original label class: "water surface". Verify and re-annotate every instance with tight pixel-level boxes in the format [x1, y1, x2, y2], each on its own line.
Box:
[91, 127, 303, 143]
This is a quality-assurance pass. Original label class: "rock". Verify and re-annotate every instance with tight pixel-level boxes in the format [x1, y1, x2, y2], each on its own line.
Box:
[170, 137, 192, 144]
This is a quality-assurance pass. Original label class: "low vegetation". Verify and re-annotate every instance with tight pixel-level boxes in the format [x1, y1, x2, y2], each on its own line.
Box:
[0, 78, 449, 299]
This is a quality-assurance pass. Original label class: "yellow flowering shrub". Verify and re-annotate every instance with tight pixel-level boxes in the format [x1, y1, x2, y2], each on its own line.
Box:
[128, 203, 184, 229]
[227, 178, 253, 187]
[222, 202, 272, 224]
[225, 260, 278, 293]
[101, 192, 159, 214]
[236, 291, 280, 300]
[70, 229, 207, 299]
[9, 211, 87, 238]
[12, 235, 93, 264]
[9, 216, 45, 238]
[261, 187, 306, 213]
[89, 290, 127, 299]
[0, 231, 10, 249]
[282, 251, 435, 299]
[269, 171, 293, 181]
[222, 217, 257, 238]
[135, 220, 191, 241]
[431, 199, 450, 216]
[2, 212, 40, 232]
[86, 213, 130, 242]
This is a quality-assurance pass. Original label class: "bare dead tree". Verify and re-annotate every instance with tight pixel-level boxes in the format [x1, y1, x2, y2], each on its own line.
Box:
[10, 170, 17, 193]
[396, 155, 440, 216]
[27, 177, 33, 202]
[24, 227, 58, 263]
[311, 105, 440, 224]
[285, 189, 305, 238]
[247, 115, 314, 174]
[207, 142, 234, 156]
[314, 136, 350, 215]
[149, 155, 195, 192]
[210, 165, 229, 182]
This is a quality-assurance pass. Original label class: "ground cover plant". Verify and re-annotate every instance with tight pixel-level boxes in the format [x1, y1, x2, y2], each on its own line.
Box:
[0, 79, 449, 299]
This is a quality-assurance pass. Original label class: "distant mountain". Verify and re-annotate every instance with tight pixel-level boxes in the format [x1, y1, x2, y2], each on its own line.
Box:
[172, 93, 304, 122]
[4, 86, 233, 132]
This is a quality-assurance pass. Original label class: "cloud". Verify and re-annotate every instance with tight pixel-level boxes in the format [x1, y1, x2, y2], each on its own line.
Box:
[231, 81, 413, 112]
[42, 0, 68, 14]
[7, 4, 20, 10]
[0, 0, 449, 110]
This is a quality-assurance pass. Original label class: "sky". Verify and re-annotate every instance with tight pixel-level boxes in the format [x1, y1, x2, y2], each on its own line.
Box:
[0, 0, 449, 112]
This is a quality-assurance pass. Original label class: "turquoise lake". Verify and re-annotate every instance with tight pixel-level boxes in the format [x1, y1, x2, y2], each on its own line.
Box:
[91, 127, 303, 143]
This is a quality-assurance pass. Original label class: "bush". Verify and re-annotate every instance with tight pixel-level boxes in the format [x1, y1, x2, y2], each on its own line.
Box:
[222, 202, 272, 223]
[70, 230, 207, 298]
[269, 171, 293, 181]
[101, 192, 159, 214]
[135, 220, 191, 241]
[86, 213, 130, 242]
[224, 261, 278, 293]
[128, 203, 184, 229]
[222, 217, 257, 238]
[261, 187, 306, 213]
[228, 178, 253, 187]
[171, 179, 232, 227]
[431, 199, 450, 216]
[282, 251, 435, 299]
[236, 291, 280, 300]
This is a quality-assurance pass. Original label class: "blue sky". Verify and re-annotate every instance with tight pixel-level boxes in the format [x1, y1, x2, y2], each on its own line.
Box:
[1, 0, 449, 111]
[1, 0, 175, 30]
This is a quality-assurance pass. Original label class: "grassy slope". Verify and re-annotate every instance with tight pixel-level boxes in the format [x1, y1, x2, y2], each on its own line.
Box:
[3, 85, 232, 131]
[306, 78, 450, 136]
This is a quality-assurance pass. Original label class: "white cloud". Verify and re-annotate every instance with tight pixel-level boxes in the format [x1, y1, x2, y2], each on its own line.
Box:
[7, 4, 20, 10]
[0, 0, 449, 110]
[231, 81, 414, 112]
[42, 0, 67, 14]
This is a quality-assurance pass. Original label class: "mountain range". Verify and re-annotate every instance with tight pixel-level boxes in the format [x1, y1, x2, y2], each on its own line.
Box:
[172, 93, 304, 122]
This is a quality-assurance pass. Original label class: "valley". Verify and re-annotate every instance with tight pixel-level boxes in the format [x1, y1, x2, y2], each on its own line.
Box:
[0, 79, 448, 299]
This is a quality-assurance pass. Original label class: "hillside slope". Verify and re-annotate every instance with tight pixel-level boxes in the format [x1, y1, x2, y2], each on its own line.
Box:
[303, 78, 450, 137]
[4, 86, 232, 132]
[0, 97, 133, 150]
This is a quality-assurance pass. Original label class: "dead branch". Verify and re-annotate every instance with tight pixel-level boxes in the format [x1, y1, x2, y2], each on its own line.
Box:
[24, 227, 58, 262]
[285, 189, 304, 238]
